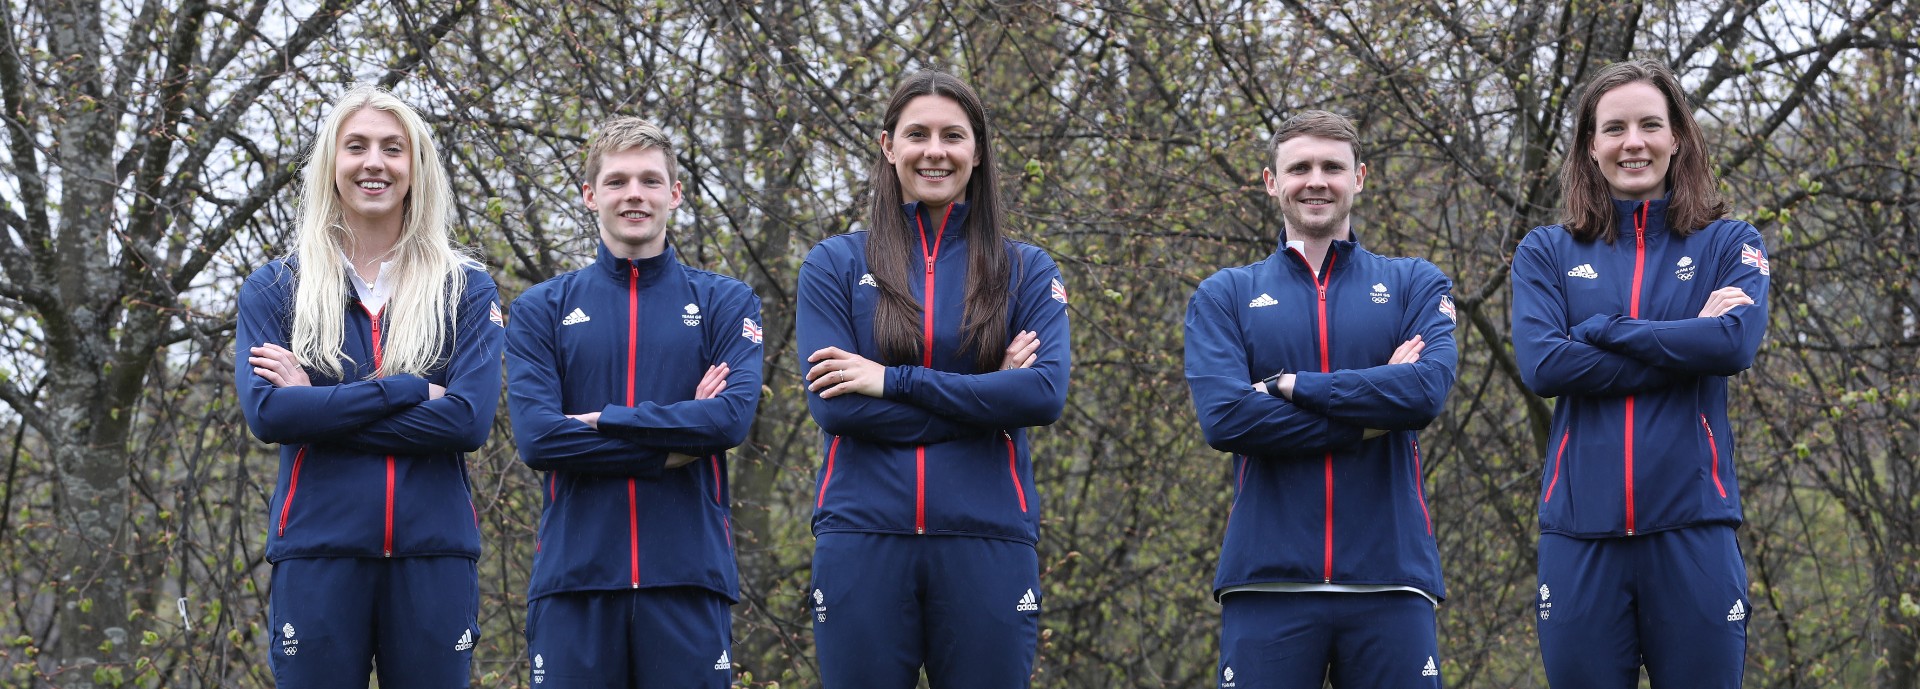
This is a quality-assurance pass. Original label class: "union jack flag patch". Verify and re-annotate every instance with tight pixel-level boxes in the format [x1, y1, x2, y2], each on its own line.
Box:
[1741, 244, 1769, 276]
[489, 300, 505, 327]
[1050, 278, 1068, 304]
[1438, 295, 1456, 322]
[741, 317, 763, 344]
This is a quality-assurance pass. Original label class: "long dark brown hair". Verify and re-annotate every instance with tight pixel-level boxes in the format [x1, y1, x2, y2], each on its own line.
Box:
[1560, 59, 1728, 243]
[866, 70, 1012, 372]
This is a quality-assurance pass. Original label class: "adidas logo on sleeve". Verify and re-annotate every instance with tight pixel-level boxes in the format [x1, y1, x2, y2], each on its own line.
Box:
[1421, 656, 1439, 677]
[714, 650, 731, 671]
[454, 629, 473, 651]
[1727, 599, 1747, 621]
[1016, 588, 1040, 612]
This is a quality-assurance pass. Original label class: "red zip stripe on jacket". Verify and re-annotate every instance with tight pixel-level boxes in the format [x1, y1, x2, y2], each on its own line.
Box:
[1412, 440, 1431, 535]
[277, 445, 309, 537]
[362, 305, 397, 557]
[1702, 415, 1727, 498]
[911, 206, 951, 535]
[626, 266, 641, 586]
[1318, 253, 1336, 582]
[1545, 429, 1570, 503]
[1005, 434, 1027, 513]
[1624, 201, 1648, 534]
[817, 436, 841, 509]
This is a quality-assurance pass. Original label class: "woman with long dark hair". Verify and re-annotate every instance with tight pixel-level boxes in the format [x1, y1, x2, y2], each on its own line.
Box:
[795, 69, 1072, 687]
[1511, 59, 1771, 688]
[236, 86, 502, 688]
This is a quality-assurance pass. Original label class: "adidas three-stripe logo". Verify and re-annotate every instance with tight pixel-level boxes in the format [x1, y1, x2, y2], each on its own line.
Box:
[1727, 599, 1747, 621]
[1248, 293, 1279, 308]
[561, 308, 591, 325]
[1016, 589, 1039, 612]
[1566, 264, 1598, 279]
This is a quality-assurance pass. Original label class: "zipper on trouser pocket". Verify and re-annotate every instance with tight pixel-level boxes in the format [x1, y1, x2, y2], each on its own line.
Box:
[1702, 415, 1727, 498]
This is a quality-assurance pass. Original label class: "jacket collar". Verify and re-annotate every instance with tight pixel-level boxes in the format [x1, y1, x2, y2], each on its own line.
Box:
[1276, 226, 1362, 275]
[595, 241, 678, 286]
[901, 201, 972, 240]
[1611, 196, 1673, 236]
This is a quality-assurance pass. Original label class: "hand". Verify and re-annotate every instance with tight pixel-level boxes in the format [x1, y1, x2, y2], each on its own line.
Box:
[665, 453, 701, 469]
[1388, 335, 1424, 365]
[567, 411, 601, 429]
[1698, 286, 1753, 318]
[1362, 428, 1389, 440]
[249, 343, 312, 388]
[999, 330, 1040, 370]
[693, 363, 730, 400]
[805, 347, 885, 399]
[428, 383, 446, 400]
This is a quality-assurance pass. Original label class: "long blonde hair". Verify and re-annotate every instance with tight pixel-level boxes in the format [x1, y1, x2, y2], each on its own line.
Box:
[291, 85, 468, 379]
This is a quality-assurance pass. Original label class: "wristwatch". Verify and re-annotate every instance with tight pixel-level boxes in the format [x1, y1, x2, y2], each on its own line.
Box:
[1261, 369, 1288, 398]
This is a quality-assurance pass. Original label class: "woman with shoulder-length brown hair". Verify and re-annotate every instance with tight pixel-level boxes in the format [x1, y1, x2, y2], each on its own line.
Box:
[793, 69, 1073, 687]
[1510, 58, 1772, 688]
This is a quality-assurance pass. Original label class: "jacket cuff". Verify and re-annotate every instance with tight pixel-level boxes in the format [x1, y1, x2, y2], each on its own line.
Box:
[379, 375, 431, 408]
[1288, 371, 1334, 413]
[884, 365, 914, 400]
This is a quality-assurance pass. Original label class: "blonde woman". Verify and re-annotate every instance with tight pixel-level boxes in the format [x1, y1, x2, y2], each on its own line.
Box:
[236, 86, 503, 688]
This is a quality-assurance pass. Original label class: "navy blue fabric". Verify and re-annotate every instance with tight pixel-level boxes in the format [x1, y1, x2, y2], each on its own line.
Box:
[267, 556, 479, 689]
[236, 259, 501, 561]
[1218, 591, 1443, 689]
[1184, 233, 1457, 600]
[795, 201, 1071, 544]
[525, 588, 733, 689]
[505, 244, 762, 602]
[1511, 199, 1770, 537]
[1536, 526, 1749, 688]
[809, 532, 1041, 688]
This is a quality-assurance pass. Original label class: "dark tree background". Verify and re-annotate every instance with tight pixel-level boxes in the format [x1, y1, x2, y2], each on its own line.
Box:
[1, 0, 1915, 686]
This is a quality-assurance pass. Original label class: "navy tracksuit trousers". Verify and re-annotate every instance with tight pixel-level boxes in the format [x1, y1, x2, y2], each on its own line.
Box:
[810, 532, 1042, 688]
[1537, 525, 1749, 688]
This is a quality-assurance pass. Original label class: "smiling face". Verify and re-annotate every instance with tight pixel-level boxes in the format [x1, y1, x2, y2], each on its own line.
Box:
[1589, 81, 1676, 202]
[883, 95, 979, 214]
[333, 108, 412, 229]
[1264, 134, 1367, 241]
[584, 145, 682, 259]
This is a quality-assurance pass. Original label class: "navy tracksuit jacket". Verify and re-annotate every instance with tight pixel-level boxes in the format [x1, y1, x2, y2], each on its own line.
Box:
[505, 244, 763, 602]
[1511, 198, 1770, 536]
[237, 259, 502, 562]
[796, 202, 1071, 544]
[1185, 234, 1457, 600]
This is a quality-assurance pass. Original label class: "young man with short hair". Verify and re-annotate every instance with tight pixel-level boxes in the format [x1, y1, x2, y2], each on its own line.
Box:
[1185, 110, 1459, 688]
[505, 117, 763, 688]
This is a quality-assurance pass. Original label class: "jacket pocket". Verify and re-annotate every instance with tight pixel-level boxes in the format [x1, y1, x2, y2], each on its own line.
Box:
[1543, 430, 1571, 504]
[1005, 433, 1028, 513]
[1701, 415, 1727, 498]
[277, 445, 309, 537]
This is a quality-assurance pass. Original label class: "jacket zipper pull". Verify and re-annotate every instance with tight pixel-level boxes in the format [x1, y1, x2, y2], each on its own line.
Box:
[926, 256, 935, 274]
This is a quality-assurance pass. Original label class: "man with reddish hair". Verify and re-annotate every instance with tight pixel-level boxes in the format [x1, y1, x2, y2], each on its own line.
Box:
[505, 117, 763, 688]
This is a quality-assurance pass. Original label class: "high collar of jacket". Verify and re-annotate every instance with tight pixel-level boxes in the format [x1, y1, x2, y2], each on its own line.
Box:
[1611, 196, 1673, 237]
[1275, 226, 1362, 273]
[595, 241, 678, 286]
[901, 201, 972, 244]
